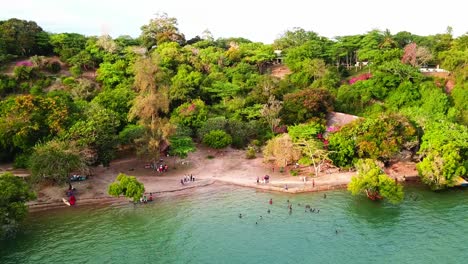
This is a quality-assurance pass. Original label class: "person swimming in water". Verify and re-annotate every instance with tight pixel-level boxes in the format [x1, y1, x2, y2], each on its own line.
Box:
[269, 198, 273, 205]
[267, 209, 271, 214]
[239, 213, 242, 218]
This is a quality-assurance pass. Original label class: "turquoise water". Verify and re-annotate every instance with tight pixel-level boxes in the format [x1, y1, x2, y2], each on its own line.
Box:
[2, 185, 468, 264]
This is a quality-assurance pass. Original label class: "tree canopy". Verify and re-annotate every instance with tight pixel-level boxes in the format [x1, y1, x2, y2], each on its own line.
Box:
[0, 172, 36, 238]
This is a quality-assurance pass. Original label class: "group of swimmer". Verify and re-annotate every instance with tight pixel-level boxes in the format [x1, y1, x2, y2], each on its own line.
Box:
[238, 194, 341, 234]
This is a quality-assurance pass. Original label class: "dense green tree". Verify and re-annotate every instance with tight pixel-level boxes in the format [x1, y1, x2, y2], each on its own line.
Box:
[65, 104, 120, 166]
[49, 33, 87, 61]
[168, 135, 195, 159]
[0, 172, 36, 238]
[287, 122, 325, 141]
[327, 131, 356, 168]
[92, 86, 136, 126]
[0, 18, 47, 56]
[140, 12, 185, 48]
[348, 159, 404, 204]
[197, 116, 228, 139]
[170, 64, 203, 101]
[29, 140, 86, 183]
[0, 94, 72, 154]
[108, 173, 145, 202]
[96, 60, 132, 89]
[417, 121, 468, 190]
[170, 99, 209, 133]
[273, 28, 320, 50]
[281, 88, 334, 125]
[202, 130, 232, 149]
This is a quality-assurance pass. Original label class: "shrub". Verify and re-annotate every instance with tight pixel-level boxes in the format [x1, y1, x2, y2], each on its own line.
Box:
[202, 130, 232, 149]
[246, 146, 256, 159]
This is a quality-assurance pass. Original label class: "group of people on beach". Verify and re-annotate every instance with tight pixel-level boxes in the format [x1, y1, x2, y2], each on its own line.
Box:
[145, 158, 169, 174]
[256, 175, 270, 184]
[140, 192, 154, 203]
[180, 174, 195, 185]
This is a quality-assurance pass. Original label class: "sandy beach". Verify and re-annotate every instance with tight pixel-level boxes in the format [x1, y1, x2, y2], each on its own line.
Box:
[2, 146, 417, 211]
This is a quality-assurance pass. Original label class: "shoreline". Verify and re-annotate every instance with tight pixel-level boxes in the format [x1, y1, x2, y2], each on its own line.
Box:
[28, 175, 421, 212]
[23, 147, 421, 212]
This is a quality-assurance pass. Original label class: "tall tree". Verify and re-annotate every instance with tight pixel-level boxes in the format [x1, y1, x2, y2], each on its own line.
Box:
[0, 18, 46, 56]
[260, 95, 283, 133]
[129, 54, 174, 159]
[140, 12, 185, 49]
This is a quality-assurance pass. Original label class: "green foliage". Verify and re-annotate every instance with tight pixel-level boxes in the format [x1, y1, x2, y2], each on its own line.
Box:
[65, 104, 120, 166]
[0, 18, 49, 56]
[202, 130, 232, 149]
[168, 136, 195, 159]
[108, 173, 145, 202]
[13, 153, 30, 169]
[0, 172, 36, 238]
[170, 99, 208, 132]
[140, 13, 185, 48]
[328, 113, 417, 167]
[287, 122, 325, 141]
[327, 132, 356, 168]
[245, 146, 256, 159]
[225, 119, 258, 148]
[290, 169, 299, 176]
[348, 159, 404, 204]
[13, 66, 39, 81]
[118, 124, 145, 145]
[49, 33, 87, 61]
[29, 140, 86, 183]
[96, 60, 131, 89]
[417, 121, 468, 190]
[197, 116, 228, 140]
[92, 86, 136, 125]
[170, 65, 203, 101]
[281, 88, 334, 125]
[0, 94, 72, 154]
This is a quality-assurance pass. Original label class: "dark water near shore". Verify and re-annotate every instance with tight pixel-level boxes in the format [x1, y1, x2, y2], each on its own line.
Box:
[2, 185, 468, 264]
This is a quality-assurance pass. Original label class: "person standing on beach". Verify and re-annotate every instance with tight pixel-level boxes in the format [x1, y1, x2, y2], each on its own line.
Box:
[256, 176, 259, 184]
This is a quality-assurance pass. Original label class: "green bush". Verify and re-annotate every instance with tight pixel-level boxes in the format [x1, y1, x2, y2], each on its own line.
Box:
[202, 130, 232, 149]
[70, 65, 82, 77]
[246, 146, 256, 159]
[13, 153, 30, 169]
[290, 169, 298, 176]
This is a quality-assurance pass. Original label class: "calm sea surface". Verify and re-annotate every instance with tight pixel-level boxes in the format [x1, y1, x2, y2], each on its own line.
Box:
[2, 185, 468, 264]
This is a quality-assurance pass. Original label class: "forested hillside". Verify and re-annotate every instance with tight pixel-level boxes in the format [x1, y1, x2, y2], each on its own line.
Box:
[0, 15, 467, 190]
